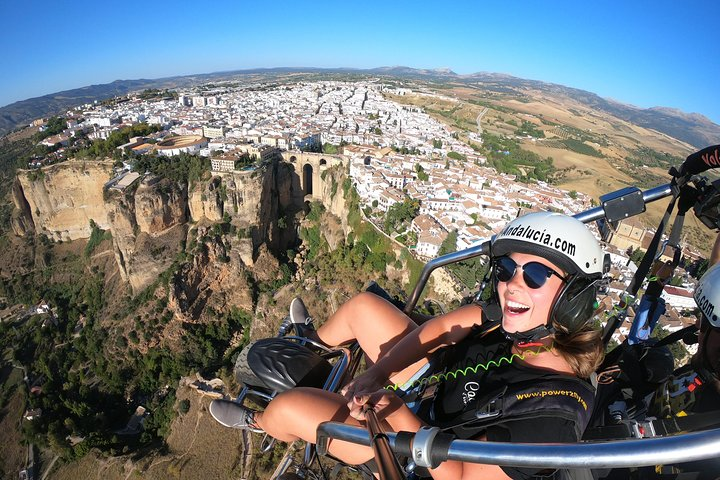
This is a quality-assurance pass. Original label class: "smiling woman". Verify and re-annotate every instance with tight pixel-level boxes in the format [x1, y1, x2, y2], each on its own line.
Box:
[210, 211, 608, 479]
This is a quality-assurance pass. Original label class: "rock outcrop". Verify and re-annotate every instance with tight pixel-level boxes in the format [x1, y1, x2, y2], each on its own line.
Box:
[13, 155, 345, 295]
[106, 177, 188, 293]
[188, 161, 303, 260]
[14, 160, 114, 241]
[134, 177, 187, 235]
[168, 231, 255, 320]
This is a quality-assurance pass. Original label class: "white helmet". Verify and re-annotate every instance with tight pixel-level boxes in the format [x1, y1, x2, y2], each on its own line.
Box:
[491, 211, 605, 336]
[694, 263, 720, 328]
[492, 211, 604, 278]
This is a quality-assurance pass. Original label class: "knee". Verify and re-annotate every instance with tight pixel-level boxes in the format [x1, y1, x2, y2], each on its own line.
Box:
[349, 291, 390, 315]
[262, 388, 346, 443]
[265, 388, 303, 419]
[260, 389, 306, 440]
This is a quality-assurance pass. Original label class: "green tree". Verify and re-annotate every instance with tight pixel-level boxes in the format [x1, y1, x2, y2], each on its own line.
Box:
[322, 143, 339, 154]
[384, 198, 419, 234]
[414, 163, 429, 182]
[629, 248, 645, 266]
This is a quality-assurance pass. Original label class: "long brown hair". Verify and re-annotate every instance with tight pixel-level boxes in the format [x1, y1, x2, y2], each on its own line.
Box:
[552, 321, 604, 378]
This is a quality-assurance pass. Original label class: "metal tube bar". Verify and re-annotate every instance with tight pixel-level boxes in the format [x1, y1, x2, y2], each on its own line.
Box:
[284, 336, 334, 353]
[317, 422, 372, 456]
[364, 408, 405, 480]
[316, 422, 720, 469]
[404, 241, 490, 314]
[322, 349, 351, 393]
[573, 183, 673, 224]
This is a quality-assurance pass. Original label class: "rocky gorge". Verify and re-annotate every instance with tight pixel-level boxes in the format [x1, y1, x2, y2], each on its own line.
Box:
[10, 156, 350, 296]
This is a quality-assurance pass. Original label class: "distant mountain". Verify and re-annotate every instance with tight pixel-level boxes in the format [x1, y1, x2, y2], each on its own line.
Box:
[368, 66, 458, 77]
[0, 79, 166, 136]
[1, 67, 718, 148]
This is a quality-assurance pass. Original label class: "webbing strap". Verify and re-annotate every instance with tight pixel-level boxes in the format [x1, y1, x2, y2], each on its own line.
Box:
[653, 410, 720, 436]
[627, 185, 679, 297]
[602, 184, 680, 345]
[654, 325, 697, 348]
[584, 410, 720, 440]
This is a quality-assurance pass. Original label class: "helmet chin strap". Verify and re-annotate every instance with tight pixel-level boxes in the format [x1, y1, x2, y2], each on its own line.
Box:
[502, 323, 555, 345]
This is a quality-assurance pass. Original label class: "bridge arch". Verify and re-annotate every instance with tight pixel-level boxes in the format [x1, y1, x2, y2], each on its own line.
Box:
[302, 163, 314, 195]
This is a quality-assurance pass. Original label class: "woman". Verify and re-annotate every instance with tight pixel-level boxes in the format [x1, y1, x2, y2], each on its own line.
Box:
[211, 212, 606, 479]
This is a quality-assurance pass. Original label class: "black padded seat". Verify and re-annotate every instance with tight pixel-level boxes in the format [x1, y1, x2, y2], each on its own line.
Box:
[246, 338, 333, 392]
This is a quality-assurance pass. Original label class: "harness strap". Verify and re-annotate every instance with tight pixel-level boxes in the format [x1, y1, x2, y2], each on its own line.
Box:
[627, 184, 679, 297]
[654, 325, 698, 348]
[603, 183, 680, 345]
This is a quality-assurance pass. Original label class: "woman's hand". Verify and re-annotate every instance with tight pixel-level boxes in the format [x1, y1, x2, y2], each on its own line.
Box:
[340, 368, 386, 403]
[347, 388, 403, 422]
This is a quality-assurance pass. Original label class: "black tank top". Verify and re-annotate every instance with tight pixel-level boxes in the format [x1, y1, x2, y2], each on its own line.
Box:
[432, 327, 593, 438]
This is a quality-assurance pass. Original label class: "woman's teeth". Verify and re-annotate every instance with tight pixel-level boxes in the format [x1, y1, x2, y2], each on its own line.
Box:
[506, 300, 530, 314]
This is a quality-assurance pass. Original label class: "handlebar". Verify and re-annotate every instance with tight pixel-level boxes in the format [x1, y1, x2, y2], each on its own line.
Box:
[317, 422, 720, 469]
[404, 182, 675, 314]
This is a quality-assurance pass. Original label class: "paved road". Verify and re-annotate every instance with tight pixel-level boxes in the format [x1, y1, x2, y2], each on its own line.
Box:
[476, 107, 488, 134]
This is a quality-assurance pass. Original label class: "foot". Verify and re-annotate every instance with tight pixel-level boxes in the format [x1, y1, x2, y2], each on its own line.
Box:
[209, 399, 263, 433]
[289, 297, 315, 337]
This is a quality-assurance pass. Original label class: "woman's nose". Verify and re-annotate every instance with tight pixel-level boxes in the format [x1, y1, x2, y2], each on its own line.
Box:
[506, 266, 526, 288]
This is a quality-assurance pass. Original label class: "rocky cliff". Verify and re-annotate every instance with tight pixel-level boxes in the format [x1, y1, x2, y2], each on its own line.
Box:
[188, 160, 303, 258]
[13, 160, 114, 240]
[105, 177, 189, 293]
[13, 157, 318, 294]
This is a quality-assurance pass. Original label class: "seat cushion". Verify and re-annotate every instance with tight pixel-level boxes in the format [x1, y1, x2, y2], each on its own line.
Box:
[247, 338, 333, 392]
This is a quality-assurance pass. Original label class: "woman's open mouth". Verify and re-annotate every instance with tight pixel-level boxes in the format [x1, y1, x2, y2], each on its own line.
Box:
[505, 300, 531, 315]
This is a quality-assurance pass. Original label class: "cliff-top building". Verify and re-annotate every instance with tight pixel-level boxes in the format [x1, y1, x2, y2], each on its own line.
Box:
[155, 135, 208, 157]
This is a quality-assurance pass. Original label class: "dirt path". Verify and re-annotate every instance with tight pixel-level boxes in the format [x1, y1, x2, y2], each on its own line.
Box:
[138, 397, 211, 478]
[40, 454, 59, 480]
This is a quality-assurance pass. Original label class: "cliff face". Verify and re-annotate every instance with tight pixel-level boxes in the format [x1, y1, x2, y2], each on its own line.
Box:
[14, 160, 114, 241]
[134, 178, 188, 235]
[13, 158, 315, 295]
[316, 164, 351, 236]
[105, 177, 189, 293]
[188, 161, 303, 258]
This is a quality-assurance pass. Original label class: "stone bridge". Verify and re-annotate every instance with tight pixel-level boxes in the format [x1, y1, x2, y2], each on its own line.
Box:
[281, 151, 346, 200]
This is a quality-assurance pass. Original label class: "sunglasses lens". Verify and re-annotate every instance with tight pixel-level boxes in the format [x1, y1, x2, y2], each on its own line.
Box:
[495, 256, 516, 282]
[495, 256, 554, 289]
[522, 262, 552, 289]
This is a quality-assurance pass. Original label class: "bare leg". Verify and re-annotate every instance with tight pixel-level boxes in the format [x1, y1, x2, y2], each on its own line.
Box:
[310, 292, 428, 384]
[255, 387, 421, 466]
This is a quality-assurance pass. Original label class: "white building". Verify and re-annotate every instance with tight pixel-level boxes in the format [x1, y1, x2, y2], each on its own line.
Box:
[661, 286, 696, 311]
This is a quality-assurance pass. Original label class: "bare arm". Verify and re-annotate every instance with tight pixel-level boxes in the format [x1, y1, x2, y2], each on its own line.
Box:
[367, 303, 483, 382]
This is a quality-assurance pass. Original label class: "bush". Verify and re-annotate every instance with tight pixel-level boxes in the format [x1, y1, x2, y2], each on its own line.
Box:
[84, 220, 111, 257]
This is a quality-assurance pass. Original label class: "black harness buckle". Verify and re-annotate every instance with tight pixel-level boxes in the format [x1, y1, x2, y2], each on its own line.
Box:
[475, 391, 503, 420]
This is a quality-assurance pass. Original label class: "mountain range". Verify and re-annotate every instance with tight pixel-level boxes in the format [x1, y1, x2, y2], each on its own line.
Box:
[1, 66, 719, 149]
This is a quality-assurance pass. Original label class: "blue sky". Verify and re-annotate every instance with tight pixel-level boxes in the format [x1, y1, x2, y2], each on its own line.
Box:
[1, 0, 719, 125]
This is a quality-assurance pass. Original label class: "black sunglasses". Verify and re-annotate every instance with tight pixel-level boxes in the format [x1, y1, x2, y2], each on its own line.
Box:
[495, 255, 566, 289]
